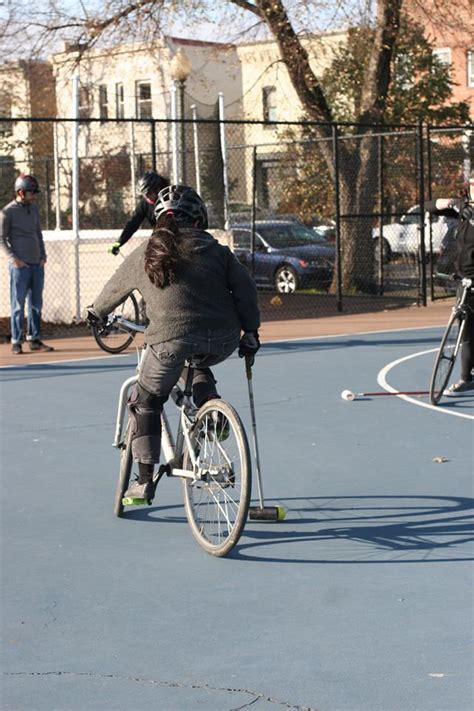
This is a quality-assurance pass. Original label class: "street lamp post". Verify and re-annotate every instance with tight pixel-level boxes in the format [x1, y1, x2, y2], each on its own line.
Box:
[170, 48, 192, 184]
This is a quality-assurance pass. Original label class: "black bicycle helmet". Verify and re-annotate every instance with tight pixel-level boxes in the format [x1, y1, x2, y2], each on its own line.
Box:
[15, 174, 40, 193]
[154, 184, 208, 229]
[137, 170, 168, 196]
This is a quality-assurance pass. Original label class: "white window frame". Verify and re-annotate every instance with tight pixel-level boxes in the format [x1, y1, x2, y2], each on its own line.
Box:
[432, 47, 451, 68]
[78, 85, 91, 119]
[467, 50, 474, 87]
[115, 83, 124, 119]
[136, 81, 152, 119]
[262, 85, 277, 123]
[99, 84, 108, 120]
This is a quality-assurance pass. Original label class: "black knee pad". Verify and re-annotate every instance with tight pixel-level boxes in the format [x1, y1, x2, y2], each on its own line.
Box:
[128, 384, 166, 438]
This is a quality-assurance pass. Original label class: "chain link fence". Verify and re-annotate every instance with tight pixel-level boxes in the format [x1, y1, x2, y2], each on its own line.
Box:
[1, 116, 472, 341]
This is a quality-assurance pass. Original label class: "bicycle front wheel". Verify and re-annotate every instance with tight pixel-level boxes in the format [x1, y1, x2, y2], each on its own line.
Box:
[92, 293, 139, 354]
[429, 311, 465, 405]
[114, 423, 133, 517]
[182, 399, 251, 557]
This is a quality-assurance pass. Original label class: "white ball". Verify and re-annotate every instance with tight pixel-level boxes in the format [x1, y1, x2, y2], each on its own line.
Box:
[341, 389, 355, 401]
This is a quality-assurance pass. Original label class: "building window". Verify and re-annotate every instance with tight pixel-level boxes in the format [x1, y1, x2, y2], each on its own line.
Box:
[115, 83, 124, 118]
[432, 48, 451, 69]
[262, 86, 277, 122]
[136, 81, 152, 119]
[78, 86, 91, 119]
[99, 84, 108, 119]
[468, 50, 474, 87]
[0, 92, 12, 136]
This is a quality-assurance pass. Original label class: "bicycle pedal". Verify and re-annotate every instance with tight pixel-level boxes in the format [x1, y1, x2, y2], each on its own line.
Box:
[122, 496, 152, 506]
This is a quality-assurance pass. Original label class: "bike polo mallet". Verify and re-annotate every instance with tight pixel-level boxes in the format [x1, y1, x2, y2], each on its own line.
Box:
[245, 356, 286, 521]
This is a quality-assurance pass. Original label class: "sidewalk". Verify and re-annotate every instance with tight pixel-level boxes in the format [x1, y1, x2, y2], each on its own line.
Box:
[0, 299, 453, 367]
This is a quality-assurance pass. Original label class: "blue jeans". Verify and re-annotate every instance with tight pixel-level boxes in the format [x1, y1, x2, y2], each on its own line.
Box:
[9, 263, 44, 344]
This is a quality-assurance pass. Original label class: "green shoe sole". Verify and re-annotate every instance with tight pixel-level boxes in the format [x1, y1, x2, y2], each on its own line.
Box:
[122, 497, 153, 506]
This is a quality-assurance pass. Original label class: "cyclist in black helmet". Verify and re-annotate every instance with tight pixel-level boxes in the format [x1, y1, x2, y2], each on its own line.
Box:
[108, 170, 169, 255]
[88, 185, 260, 503]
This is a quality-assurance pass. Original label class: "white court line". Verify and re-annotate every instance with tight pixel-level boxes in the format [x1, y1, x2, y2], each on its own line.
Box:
[1, 323, 446, 369]
[377, 349, 474, 421]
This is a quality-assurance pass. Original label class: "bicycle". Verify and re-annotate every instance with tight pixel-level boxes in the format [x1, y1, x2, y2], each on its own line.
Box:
[429, 277, 473, 405]
[91, 251, 148, 354]
[111, 317, 252, 557]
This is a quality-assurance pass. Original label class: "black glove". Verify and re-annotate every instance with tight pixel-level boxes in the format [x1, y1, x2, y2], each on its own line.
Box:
[85, 306, 104, 325]
[108, 242, 121, 256]
[238, 331, 260, 365]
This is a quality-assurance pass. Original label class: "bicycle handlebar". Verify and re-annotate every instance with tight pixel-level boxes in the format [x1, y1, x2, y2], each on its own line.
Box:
[113, 315, 146, 334]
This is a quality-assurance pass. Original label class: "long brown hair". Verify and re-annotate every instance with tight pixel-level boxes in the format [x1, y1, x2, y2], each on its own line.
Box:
[144, 214, 193, 288]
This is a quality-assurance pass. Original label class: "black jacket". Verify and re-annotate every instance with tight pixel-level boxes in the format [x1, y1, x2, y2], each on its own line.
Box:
[118, 199, 156, 247]
[426, 198, 474, 278]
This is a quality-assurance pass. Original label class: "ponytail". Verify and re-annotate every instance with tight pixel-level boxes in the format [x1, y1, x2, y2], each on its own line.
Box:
[144, 214, 191, 288]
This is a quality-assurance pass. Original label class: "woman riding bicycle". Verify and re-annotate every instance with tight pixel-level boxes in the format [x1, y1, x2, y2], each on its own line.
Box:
[87, 185, 261, 502]
[426, 172, 474, 394]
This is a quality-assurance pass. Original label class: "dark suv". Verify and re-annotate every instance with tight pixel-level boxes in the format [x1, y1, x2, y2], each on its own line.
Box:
[230, 221, 335, 293]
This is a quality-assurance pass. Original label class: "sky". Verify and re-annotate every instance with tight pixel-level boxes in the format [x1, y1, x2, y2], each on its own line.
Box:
[1, 0, 365, 59]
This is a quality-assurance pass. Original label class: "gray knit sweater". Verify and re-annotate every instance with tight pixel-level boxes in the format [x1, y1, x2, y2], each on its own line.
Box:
[92, 230, 260, 344]
[0, 200, 46, 264]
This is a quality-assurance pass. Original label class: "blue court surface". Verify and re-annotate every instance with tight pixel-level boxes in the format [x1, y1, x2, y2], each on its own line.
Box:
[1, 326, 473, 711]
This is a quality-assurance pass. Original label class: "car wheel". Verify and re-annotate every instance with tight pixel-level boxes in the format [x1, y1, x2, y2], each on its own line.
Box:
[374, 238, 391, 264]
[275, 265, 298, 293]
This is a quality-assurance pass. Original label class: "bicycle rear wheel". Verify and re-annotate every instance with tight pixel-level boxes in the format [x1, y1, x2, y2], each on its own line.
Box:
[114, 424, 133, 517]
[182, 399, 251, 557]
[429, 311, 465, 405]
[92, 293, 139, 354]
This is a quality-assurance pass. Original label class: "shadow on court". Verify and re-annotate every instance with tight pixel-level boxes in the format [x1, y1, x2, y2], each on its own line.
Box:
[119, 494, 474, 565]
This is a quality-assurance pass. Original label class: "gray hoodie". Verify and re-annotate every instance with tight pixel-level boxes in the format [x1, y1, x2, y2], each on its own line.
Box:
[0, 200, 46, 264]
[92, 229, 260, 345]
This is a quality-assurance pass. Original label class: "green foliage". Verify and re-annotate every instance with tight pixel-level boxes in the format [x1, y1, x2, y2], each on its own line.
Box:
[320, 14, 470, 125]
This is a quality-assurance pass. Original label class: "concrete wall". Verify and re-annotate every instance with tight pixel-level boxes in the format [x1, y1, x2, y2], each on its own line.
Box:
[0, 228, 233, 324]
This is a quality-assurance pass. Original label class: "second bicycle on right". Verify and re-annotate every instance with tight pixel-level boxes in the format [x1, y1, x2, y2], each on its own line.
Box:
[430, 277, 474, 405]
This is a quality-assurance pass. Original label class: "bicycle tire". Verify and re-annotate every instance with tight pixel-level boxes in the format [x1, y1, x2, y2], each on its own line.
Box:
[429, 310, 465, 405]
[182, 399, 251, 557]
[114, 423, 133, 517]
[92, 293, 139, 354]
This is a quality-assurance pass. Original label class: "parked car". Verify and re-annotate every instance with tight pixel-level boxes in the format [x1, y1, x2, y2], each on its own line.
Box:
[307, 216, 336, 242]
[372, 205, 458, 262]
[230, 220, 335, 293]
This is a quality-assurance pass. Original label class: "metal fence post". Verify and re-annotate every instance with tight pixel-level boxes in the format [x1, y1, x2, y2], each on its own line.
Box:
[53, 121, 61, 229]
[417, 120, 427, 306]
[191, 104, 201, 194]
[218, 92, 230, 229]
[71, 74, 81, 321]
[151, 120, 157, 172]
[251, 145, 257, 279]
[129, 121, 136, 202]
[426, 123, 434, 301]
[332, 123, 343, 312]
[170, 83, 178, 184]
[377, 133, 384, 295]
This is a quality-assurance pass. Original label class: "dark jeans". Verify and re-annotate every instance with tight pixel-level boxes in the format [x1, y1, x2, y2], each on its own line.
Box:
[128, 328, 240, 464]
[460, 289, 474, 381]
[9, 263, 44, 344]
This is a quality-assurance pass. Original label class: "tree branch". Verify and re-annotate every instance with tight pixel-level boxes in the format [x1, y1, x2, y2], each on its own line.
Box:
[254, 0, 333, 126]
[229, 0, 263, 17]
[358, 0, 402, 125]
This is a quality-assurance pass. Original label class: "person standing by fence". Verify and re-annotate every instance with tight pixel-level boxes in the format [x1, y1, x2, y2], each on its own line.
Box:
[0, 175, 54, 354]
